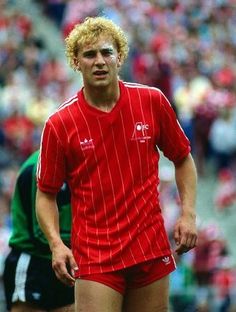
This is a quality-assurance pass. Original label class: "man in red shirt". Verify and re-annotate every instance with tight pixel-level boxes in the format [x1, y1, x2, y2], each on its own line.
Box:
[36, 16, 197, 312]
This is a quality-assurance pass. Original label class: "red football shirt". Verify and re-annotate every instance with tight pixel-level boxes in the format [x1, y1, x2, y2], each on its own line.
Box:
[37, 81, 191, 275]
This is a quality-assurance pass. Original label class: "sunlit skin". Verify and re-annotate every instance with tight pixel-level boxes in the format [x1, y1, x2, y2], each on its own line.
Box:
[75, 36, 122, 111]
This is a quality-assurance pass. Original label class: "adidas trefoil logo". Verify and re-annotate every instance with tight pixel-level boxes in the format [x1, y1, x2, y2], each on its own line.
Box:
[80, 138, 94, 150]
[162, 256, 171, 265]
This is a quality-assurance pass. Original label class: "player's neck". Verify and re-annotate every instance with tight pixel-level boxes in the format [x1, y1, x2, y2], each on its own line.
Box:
[83, 82, 120, 112]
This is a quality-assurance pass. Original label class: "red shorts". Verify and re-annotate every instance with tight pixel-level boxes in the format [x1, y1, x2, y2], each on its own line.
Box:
[77, 255, 176, 294]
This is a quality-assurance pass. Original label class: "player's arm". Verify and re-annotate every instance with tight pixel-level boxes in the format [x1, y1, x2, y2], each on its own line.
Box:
[173, 153, 198, 255]
[36, 189, 77, 286]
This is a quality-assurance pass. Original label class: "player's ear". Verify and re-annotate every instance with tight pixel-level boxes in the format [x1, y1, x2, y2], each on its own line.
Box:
[117, 53, 122, 68]
[74, 58, 80, 71]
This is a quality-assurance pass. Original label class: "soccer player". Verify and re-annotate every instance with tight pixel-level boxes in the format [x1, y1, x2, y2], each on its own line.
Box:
[3, 150, 74, 312]
[36, 17, 198, 312]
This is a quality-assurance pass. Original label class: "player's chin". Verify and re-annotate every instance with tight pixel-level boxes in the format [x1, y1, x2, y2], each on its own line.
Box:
[94, 80, 110, 87]
[92, 75, 110, 84]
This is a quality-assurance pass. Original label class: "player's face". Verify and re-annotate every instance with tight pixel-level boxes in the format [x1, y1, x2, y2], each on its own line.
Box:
[76, 36, 121, 88]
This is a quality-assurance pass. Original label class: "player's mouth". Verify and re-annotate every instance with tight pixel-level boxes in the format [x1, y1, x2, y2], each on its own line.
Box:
[93, 70, 108, 78]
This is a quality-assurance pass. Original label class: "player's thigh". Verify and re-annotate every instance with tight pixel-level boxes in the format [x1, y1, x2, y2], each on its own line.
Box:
[75, 279, 123, 312]
[11, 301, 45, 312]
[123, 274, 170, 312]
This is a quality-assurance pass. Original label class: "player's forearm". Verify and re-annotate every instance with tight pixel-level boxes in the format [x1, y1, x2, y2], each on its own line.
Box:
[36, 189, 63, 250]
[174, 154, 197, 218]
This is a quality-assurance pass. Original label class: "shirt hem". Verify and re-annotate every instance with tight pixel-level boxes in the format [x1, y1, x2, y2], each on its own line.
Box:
[74, 250, 173, 278]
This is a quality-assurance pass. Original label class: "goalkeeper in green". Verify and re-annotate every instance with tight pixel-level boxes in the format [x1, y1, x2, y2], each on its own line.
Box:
[3, 150, 74, 312]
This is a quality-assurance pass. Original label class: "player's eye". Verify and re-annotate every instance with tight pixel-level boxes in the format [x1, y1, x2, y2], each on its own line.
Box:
[101, 49, 113, 56]
[83, 51, 96, 58]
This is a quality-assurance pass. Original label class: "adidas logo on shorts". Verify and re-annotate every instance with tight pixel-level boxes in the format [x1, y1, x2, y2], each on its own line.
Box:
[162, 256, 171, 265]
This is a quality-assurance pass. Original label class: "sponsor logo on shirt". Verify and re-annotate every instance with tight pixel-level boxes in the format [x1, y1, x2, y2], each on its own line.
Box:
[131, 122, 151, 143]
[80, 138, 95, 150]
[162, 256, 171, 265]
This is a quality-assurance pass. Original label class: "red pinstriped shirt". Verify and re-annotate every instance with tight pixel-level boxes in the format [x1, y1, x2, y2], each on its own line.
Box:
[37, 81, 191, 276]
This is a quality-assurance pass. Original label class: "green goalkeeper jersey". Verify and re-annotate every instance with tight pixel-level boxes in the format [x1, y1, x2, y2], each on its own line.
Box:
[8, 150, 71, 259]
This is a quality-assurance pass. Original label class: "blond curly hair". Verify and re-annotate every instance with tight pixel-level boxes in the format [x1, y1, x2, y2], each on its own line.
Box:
[65, 16, 129, 71]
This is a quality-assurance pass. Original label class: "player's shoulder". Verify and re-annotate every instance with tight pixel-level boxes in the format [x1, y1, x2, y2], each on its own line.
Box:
[18, 150, 39, 175]
[123, 81, 163, 97]
[57, 93, 78, 112]
[46, 93, 78, 123]
[17, 154, 38, 184]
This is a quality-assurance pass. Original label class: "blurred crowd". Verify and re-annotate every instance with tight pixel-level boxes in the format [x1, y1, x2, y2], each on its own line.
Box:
[159, 165, 236, 311]
[1, 0, 236, 311]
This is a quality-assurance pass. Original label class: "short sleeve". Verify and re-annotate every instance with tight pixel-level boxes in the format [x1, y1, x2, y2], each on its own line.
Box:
[157, 91, 191, 164]
[37, 119, 66, 194]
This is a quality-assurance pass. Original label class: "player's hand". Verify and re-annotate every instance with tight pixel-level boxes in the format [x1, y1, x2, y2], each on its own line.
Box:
[174, 213, 198, 255]
[51, 241, 78, 287]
